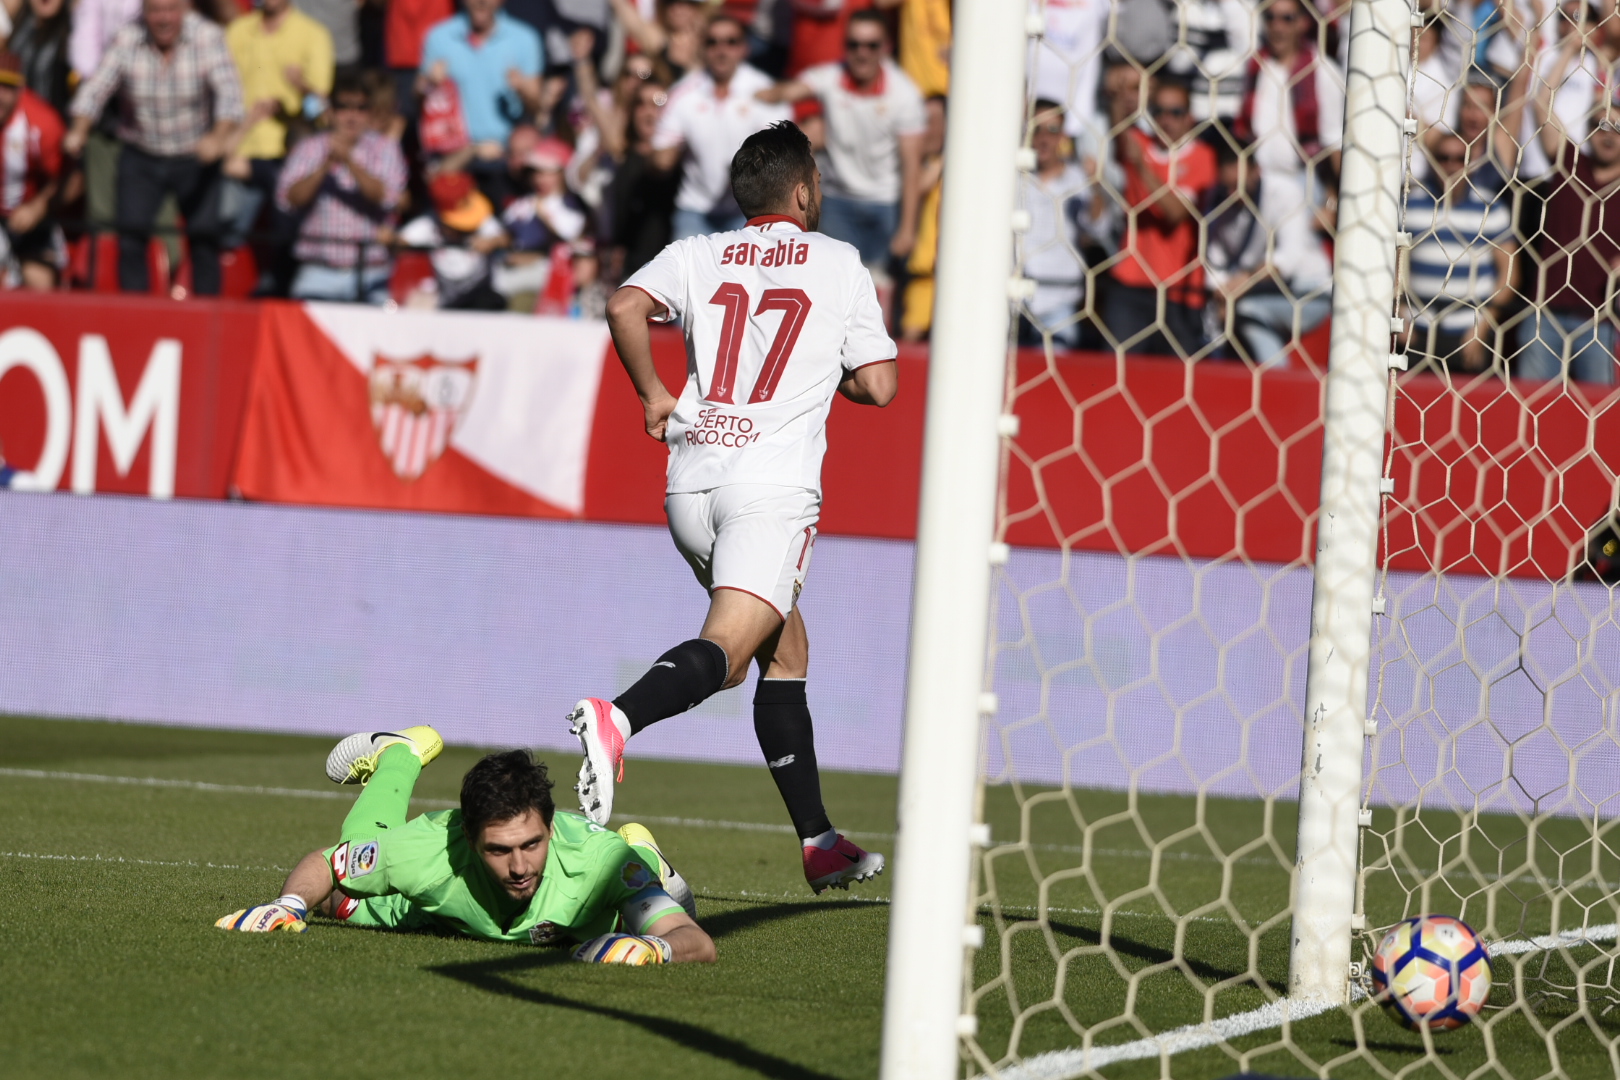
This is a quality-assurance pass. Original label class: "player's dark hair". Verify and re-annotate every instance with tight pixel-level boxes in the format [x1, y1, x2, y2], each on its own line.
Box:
[460, 749, 556, 838]
[730, 121, 817, 218]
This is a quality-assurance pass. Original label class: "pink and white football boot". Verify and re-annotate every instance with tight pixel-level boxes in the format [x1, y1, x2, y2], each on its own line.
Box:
[568, 697, 628, 826]
[804, 835, 886, 895]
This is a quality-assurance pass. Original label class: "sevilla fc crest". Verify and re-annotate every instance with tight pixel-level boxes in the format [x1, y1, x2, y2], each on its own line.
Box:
[368, 354, 477, 480]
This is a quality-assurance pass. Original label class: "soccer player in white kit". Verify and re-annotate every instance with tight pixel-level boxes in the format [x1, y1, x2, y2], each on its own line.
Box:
[569, 121, 897, 894]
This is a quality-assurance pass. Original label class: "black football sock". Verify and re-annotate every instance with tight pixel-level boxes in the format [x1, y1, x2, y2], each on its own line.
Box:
[753, 678, 833, 841]
[613, 638, 730, 735]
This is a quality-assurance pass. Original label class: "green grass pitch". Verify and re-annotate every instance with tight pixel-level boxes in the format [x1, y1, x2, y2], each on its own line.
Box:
[1, 714, 1615, 1079]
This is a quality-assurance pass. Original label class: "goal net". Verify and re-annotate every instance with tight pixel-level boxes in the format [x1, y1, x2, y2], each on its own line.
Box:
[907, 0, 1620, 1077]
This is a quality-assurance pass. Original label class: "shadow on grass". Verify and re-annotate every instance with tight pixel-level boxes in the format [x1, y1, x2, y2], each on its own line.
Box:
[1042, 917, 1289, 995]
[700, 897, 870, 941]
[1332, 1037, 1452, 1055]
[426, 897, 868, 1080]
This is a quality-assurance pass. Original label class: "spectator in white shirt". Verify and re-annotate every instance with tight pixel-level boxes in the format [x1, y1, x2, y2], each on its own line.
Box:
[1517, 3, 1618, 179]
[1029, 0, 1111, 139]
[1413, 11, 1461, 132]
[652, 13, 790, 238]
[1171, 0, 1256, 122]
[760, 11, 927, 270]
[1233, 0, 1344, 280]
[69, 0, 143, 81]
[66, 0, 143, 235]
[1204, 135, 1333, 367]
[1017, 100, 1091, 349]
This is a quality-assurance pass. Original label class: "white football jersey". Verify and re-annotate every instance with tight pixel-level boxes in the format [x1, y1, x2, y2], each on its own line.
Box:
[623, 215, 896, 495]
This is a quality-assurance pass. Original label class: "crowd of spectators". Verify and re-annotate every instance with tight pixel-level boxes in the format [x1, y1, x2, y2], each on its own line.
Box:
[0, 0, 950, 324]
[1011, 0, 1620, 382]
[0, 0, 1615, 382]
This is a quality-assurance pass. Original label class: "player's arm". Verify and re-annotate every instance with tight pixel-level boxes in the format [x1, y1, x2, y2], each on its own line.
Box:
[839, 360, 898, 407]
[215, 848, 336, 932]
[573, 910, 716, 964]
[643, 910, 716, 962]
[606, 285, 680, 441]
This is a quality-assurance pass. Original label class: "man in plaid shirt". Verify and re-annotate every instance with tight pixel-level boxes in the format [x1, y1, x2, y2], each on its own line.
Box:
[275, 71, 407, 304]
[65, 0, 244, 296]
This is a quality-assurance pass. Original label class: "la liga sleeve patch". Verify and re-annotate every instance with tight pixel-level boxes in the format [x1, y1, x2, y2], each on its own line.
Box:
[347, 840, 380, 879]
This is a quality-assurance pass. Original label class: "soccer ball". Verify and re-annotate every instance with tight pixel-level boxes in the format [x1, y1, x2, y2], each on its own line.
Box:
[1371, 915, 1492, 1030]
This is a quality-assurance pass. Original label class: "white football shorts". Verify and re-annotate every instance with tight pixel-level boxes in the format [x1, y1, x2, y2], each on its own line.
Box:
[665, 484, 820, 619]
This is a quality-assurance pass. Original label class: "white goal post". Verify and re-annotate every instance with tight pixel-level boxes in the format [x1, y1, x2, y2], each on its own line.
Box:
[1288, 0, 1409, 1003]
[877, 0, 1028, 1077]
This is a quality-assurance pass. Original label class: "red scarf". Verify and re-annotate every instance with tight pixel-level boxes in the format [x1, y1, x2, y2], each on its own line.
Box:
[1234, 44, 1321, 157]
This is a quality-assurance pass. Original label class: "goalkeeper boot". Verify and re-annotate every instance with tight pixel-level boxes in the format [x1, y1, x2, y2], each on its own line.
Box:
[804, 834, 885, 895]
[619, 821, 697, 919]
[569, 697, 627, 826]
[325, 726, 444, 785]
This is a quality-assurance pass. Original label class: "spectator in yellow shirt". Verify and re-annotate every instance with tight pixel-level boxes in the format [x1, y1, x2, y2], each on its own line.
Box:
[896, 0, 949, 98]
[901, 94, 945, 341]
[224, 0, 333, 281]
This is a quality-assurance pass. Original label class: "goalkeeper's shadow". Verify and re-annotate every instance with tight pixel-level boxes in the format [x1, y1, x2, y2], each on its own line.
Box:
[423, 899, 868, 1080]
[427, 951, 844, 1080]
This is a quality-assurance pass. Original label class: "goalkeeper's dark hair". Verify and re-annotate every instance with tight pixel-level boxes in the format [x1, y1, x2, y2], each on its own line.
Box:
[460, 749, 556, 837]
[730, 121, 817, 218]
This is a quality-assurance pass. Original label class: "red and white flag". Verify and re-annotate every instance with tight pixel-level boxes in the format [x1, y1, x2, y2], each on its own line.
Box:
[234, 303, 611, 517]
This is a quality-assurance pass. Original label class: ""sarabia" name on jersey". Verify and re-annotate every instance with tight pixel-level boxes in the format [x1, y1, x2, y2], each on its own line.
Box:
[719, 239, 811, 267]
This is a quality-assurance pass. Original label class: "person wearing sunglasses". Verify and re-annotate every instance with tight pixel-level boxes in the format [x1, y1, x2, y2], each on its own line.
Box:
[756, 10, 926, 269]
[1105, 76, 1218, 357]
[651, 13, 790, 239]
[1401, 128, 1517, 375]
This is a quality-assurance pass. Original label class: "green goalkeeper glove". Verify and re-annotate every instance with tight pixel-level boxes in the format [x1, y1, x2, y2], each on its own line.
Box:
[216, 895, 309, 933]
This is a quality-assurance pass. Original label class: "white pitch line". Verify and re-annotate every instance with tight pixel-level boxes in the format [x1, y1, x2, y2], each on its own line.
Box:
[994, 996, 1344, 1080]
[0, 766, 464, 808]
[991, 927, 1620, 1080]
[0, 850, 288, 873]
[0, 768, 892, 840]
[1487, 924, 1619, 956]
[1, 770, 1614, 891]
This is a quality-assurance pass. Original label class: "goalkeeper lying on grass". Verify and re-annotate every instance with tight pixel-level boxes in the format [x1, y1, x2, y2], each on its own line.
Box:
[217, 727, 716, 964]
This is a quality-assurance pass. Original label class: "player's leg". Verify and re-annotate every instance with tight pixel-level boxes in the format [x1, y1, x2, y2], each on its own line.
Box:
[570, 491, 792, 822]
[752, 605, 885, 894]
[321, 727, 444, 927]
[324, 725, 444, 837]
[218, 727, 443, 933]
[751, 608, 829, 841]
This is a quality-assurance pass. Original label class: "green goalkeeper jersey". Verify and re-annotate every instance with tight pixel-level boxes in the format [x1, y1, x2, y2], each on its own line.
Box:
[324, 810, 682, 945]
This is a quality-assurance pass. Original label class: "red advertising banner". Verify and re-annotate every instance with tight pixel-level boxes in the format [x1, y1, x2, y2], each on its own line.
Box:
[1, 292, 1612, 580]
[0, 293, 258, 499]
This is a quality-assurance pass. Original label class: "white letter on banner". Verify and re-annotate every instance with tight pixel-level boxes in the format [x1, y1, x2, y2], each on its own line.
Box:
[72, 335, 182, 498]
[0, 328, 72, 492]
